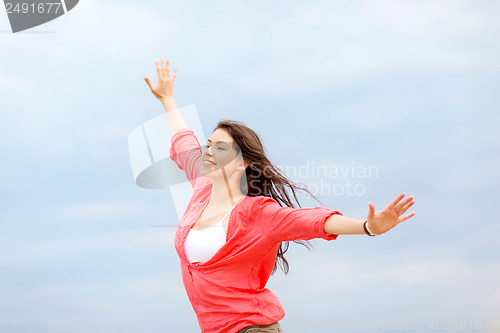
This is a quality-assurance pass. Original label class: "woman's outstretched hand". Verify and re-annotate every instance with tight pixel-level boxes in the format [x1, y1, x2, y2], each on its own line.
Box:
[144, 57, 177, 102]
[366, 193, 415, 235]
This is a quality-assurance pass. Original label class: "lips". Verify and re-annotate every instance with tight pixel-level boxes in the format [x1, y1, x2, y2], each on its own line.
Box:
[203, 159, 216, 166]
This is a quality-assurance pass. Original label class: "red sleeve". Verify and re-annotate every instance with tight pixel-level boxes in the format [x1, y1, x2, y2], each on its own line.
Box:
[169, 128, 202, 189]
[257, 196, 342, 243]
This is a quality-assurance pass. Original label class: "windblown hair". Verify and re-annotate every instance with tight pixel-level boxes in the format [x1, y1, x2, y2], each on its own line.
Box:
[214, 119, 324, 275]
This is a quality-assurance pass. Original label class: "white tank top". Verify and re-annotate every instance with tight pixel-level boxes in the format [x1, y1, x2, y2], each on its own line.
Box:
[184, 206, 235, 264]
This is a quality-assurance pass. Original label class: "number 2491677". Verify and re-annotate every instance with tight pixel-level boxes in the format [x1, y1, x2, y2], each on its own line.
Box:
[5, 2, 63, 14]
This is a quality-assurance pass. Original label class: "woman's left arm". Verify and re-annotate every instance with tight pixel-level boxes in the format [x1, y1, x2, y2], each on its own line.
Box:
[324, 193, 415, 236]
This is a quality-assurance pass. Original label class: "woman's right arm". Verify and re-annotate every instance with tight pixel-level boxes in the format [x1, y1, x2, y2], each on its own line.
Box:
[144, 58, 188, 137]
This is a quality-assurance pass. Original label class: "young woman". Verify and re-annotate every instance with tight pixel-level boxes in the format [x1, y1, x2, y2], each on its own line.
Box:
[144, 58, 415, 333]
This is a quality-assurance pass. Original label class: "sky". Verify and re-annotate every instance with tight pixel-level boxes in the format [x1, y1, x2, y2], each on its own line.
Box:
[1, 0, 499, 332]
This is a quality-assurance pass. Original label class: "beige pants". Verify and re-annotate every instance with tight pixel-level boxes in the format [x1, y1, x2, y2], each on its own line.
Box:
[237, 321, 283, 333]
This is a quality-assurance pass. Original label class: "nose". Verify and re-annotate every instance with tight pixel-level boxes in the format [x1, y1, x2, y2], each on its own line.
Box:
[203, 145, 213, 156]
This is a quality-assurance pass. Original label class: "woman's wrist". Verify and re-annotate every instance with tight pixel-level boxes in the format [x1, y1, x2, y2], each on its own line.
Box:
[161, 96, 177, 111]
[161, 96, 175, 104]
[363, 220, 378, 236]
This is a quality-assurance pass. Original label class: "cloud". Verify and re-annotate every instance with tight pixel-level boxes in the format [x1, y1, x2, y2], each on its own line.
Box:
[1, 1, 499, 331]
[0, 226, 177, 267]
[53, 201, 147, 221]
[0, 273, 192, 333]
[230, 0, 499, 97]
[270, 245, 500, 321]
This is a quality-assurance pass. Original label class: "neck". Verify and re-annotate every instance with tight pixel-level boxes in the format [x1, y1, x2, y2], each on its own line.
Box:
[208, 175, 246, 207]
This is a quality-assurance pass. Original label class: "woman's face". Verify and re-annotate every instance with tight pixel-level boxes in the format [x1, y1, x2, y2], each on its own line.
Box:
[200, 129, 247, 178]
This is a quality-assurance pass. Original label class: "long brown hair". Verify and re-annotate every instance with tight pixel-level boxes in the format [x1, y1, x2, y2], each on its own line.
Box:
[214, 119, 324, 275]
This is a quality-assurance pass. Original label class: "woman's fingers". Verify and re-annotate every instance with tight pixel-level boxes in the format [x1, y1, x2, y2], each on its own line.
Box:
[395, 195, 414, 212]
[388, 193, 405, 209]
[156, 59, 163, 81]
[367, 202, 375, 219]
[398, 199, 415, 216]
[144, 77, 153, 90]
[398, 212, 415, 223]
[162, 57, 169, 78]
[155, 58, 175, 80]
[172, 67, 177, 80]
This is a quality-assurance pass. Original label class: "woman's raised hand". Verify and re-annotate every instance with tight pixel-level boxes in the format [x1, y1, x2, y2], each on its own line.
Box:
[144, 57, 177, 102]
[366, 193, 415, 235]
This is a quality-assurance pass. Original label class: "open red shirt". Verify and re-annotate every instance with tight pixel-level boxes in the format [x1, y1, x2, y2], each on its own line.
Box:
[169, 128, 342, 333]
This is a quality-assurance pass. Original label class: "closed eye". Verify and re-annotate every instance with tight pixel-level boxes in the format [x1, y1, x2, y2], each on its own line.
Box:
[204, 145, 225, 151]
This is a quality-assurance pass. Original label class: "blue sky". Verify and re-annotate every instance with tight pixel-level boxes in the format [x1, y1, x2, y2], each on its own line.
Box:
[1, 0, 499, 332]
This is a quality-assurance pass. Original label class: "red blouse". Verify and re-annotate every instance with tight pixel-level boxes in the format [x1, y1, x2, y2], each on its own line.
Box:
[169, 128, 342, 333]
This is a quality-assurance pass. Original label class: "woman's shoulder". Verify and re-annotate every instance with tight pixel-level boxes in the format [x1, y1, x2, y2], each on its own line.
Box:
[242, 195, 275, 204]
[247, 195, 279, 204]
[240, 195, 280, 216]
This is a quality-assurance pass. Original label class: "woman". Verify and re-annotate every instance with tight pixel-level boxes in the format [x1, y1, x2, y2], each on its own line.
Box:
[144, 58, 415, 333]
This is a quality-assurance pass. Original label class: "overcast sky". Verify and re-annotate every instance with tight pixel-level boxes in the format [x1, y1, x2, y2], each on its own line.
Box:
[1, 0, 499, 332]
